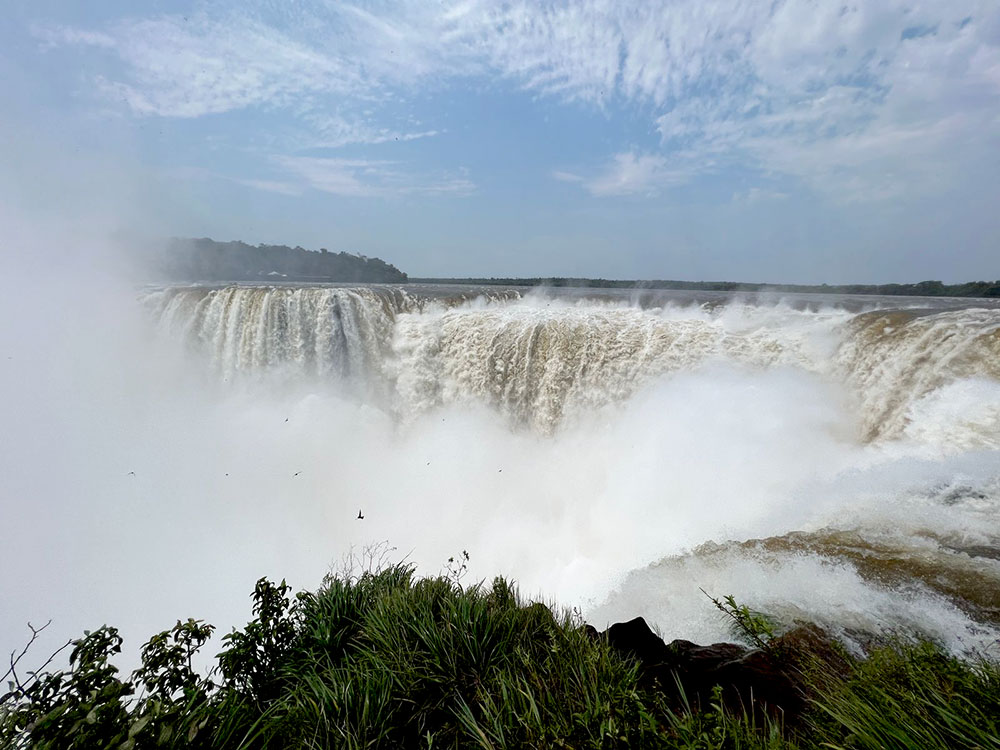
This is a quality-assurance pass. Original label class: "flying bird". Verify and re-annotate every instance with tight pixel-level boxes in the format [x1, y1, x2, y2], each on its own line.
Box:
[127, 471, 135, 476]
[293, 471, 302, 477]
[357, 509, 365, 520]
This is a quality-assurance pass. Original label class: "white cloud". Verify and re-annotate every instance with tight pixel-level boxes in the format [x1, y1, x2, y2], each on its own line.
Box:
[38, 0, 1000, 201]
[303, 113, 439, 149]
[35, 7, 459, 159]
[581, 152, 687, 197]
[462, 2, 623, 102]
[34, 25, 117, 50]
[552, 170, 584, 183]
[233, 178, 303, 196]
[42, 13, 358, 118]
[476, 0, 999, 200]
[160, 166, 305, 196]
[646, 0, 1000, 200]
[732, 187, 789, 205]
[274, 156, 475, 197]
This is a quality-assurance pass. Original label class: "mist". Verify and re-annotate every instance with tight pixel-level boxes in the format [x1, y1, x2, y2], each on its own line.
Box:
[2, 265, 849, 659]
[2, 92, 999, 664]
[4, 211, 1000, 673]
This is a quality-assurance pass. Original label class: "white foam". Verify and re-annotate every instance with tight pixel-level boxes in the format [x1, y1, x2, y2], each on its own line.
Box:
[903, 377, 1000, 451]
[588, 547, 1000, 657]
[4, 286, 1000, 670]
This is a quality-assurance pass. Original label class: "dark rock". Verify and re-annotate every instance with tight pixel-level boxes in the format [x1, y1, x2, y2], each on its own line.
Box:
[711, 648, 803, 718]
[772, 624, 841, 663]
[598, 619, 837, 724]
[605, 617, 671, 668]
[667, 639, 747, 669]
[578, 624, 600, 642]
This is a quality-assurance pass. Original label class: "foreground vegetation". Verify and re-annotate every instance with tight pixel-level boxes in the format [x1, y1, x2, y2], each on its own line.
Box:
[3, 563, 999, 749]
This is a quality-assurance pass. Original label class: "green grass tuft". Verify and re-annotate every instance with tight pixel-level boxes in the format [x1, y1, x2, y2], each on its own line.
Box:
[3, 569, 999, 749]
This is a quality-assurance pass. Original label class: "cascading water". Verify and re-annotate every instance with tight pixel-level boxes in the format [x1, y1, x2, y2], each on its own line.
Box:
[837, 308, 1000, 443]
[128, 284, 1000, 657]
[148, 285, 1000, 445]
[390, 301, 839, 432]
[146, 285, 415, 382]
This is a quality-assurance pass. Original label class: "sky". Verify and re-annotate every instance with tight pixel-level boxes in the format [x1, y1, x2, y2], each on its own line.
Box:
[2, 0, 999, 283]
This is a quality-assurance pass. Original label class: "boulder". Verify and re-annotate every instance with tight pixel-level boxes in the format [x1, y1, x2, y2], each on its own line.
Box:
[598, 618, 829, 723]
[605, 617, 672, 668]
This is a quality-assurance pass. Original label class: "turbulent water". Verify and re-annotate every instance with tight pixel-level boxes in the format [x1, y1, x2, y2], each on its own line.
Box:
[141, 284, 1000, 656]
[147, 285, 1000, 443]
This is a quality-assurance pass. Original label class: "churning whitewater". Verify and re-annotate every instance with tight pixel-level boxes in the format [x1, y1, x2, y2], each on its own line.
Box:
[145, 284, 1000, 656]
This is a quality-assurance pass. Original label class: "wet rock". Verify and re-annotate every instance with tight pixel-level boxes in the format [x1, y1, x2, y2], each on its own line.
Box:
[599, 619, 833, 722]
[710, 648, 803, 718]
[667, 639, 748, 670]
[605, 617, 671, 668]
[578, 623, 600, 642]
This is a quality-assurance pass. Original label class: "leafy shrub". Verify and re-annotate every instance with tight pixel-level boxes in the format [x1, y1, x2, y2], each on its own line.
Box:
[3, 575, 999, 749]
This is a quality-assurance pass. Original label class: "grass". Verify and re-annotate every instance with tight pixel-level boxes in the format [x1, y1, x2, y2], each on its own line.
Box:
[3, 563, 999, 749]
[805, 640, 1000, 749]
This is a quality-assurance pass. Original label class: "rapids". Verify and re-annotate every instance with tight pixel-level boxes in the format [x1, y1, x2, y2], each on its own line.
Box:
[141, 285, 1000, 658]
[146, 285, 1000, 446]
[7, 283, 999, 667]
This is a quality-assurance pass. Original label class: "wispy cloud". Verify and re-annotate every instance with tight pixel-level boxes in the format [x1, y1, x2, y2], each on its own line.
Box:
[552, 171, 584, 184]
[34, 26, 117, 50]
[41, 14, 357, 118]
[732, 187, 789, 205]
[233, 178, 303, 197]
[577, 152, 688, 197]
[543, 1, 997, 200]
[274, 156, 475, 198]
[303, 113, 439, 149]
[37, 0, 1000, 201]
[160, 166, 305, 197]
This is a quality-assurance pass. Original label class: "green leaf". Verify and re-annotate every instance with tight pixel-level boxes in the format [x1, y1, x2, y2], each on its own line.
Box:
[128, 714, 151, 738]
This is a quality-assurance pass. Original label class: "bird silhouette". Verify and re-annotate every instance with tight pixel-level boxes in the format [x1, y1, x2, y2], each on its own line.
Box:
[127, 471, 135, 476]
[357, 509, 365, 520]
[293, 471, 302, 477]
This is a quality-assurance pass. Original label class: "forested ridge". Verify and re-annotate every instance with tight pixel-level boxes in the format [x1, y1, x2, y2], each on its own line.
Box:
[161, 238, 407, 283]
[158, 238, 999, 298]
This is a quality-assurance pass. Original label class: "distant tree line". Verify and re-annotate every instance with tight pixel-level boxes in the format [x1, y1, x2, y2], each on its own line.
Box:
[156, 239, 996, 297]
[411, 277, 1000, 298]
[161, 238, 408, 283]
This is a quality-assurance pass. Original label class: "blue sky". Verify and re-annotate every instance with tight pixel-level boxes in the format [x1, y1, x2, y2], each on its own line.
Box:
[2, 0, 999, 282]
